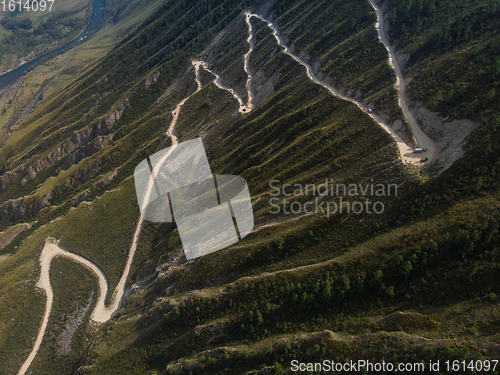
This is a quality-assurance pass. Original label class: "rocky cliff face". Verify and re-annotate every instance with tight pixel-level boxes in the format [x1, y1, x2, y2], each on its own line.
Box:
[0, 97, 130, 189]
[0, 192, 52, 221]
[0, 92, 131, 222]
[142, 71, 160, 89]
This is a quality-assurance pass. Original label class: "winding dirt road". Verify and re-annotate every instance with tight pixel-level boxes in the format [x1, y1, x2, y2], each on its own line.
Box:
[17, 61, 205, 375]
[243, 12, 256, 111]
[368, 0, 435, 163]
[168, 61, 204, 142]
[19, 5, 433, 373]
[197, 13, 257, 114]
[251, 9, 434, 165]
[198, 60, 254, 113]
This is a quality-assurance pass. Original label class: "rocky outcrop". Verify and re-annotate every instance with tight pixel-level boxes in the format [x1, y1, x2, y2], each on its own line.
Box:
[0, 170, 22, 189]
[73, 161, 106, 185]
[18, 119, 113, 186]
[53, 134, 114, 177]
[69, 189, 91, 206]
[142, 70, 160, 89]
[0, 192, 52, 221]
[67, 169, 117, 206]
[105, 96, 130, 126]
[93, 169, 118, 190]
[1, 97, 131, 189]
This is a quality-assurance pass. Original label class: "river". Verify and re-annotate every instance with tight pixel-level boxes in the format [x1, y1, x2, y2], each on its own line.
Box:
[0, 0, 105, 90]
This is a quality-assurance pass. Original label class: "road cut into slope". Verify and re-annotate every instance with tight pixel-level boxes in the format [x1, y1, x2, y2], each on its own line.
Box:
[243, 12, 256, 111]
[198, 12, 257, 114]
[250, 11, 435, 165]
[368, 0, 435, 163]
[198, 60, 254, 113]
[19, 5, 435, 373]
[18, 61, 207, 375]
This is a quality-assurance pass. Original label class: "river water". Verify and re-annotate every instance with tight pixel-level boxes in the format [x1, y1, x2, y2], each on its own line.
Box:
[0, 0, 105, 90]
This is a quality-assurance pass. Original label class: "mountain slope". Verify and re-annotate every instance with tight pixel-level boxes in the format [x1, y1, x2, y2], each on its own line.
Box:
[0, 0, 499, 374]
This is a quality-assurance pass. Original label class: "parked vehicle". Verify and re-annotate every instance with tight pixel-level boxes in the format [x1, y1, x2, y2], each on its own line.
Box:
[421, 157, 428, 162]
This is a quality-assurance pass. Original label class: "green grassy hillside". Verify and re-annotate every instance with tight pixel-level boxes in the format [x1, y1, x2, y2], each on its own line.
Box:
[381, 0, 500, 124]
[0, 0, 499, 374]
